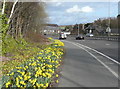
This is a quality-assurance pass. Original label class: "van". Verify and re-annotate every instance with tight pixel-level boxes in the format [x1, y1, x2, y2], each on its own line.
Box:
[59, 33, 67, 39]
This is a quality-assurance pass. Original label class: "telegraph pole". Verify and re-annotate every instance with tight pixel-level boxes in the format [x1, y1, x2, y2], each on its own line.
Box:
[108, 0, 111, 37]
[78, 24, 79, 36]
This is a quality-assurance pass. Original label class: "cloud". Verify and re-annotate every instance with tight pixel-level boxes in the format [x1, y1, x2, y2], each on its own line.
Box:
[81, 6, 93, 12]
[48, 16, 53, 19]
[47, 2, 62, 7]
[66, 5, 81, 13]
[55, 2, 62, 6]
[43, 0, 60, 2]
[41, 0, 119, 2]
[66, 5, 93, 13]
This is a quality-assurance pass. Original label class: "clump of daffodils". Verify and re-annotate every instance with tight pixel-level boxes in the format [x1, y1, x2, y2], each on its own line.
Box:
[2, 38, 64, 88]
[48, 37, 53, 40]
[54, 40, 64, 47]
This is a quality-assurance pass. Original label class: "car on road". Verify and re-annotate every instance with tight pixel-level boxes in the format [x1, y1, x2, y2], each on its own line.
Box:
[59, 33, 67, 39]
[86, 33, 94, 37]
[76, 35, 84, 40]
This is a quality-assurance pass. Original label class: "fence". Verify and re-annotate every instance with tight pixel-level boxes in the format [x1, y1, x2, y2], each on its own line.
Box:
[86, 36, 119, 41]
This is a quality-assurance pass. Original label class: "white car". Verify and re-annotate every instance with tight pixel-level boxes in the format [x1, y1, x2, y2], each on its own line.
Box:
[59, 33, 67, 39]
[86, 33, 94, 37]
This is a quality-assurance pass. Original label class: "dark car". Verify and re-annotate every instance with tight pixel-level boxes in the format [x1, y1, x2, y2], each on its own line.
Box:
[76, 35, 84, 40]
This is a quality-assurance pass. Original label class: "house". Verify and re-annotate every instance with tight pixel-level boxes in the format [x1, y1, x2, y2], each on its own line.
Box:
[43, 24, 60, 34]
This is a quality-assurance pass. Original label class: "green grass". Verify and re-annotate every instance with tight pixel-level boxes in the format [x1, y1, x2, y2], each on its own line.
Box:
[1, 38, 65, 88]
[2, 36, 49, 75]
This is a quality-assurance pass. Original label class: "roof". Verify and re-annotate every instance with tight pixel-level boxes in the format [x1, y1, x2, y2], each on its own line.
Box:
[43, 24, 58, 27]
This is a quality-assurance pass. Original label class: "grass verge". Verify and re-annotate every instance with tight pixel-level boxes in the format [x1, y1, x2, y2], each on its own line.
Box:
[1, 37, 65, 88]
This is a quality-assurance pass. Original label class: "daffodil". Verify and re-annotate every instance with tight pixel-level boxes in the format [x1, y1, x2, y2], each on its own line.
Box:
[29, 79, 37, 85]
[20, 81, 26, 85]
[10, 72, 14, 75]
[16, 77, 19, 86]
[45, 83, 49, 87]
[36, 83, 41, 87]
[56, 74, 59, 77]
[42, 73, 46, 77]
[5, 81, 11, 88]
[31, 62, 37, 66]
[24, 74, 31, 80]
[21, 72, 25, 76]
[38, 57, 42, 59]
[56, 80, 59, 83]
[18, 76, 23, 80]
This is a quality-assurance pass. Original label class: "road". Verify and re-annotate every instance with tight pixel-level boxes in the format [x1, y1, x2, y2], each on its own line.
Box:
[67, 36, 119, 62]
[47, 35, 119, 88]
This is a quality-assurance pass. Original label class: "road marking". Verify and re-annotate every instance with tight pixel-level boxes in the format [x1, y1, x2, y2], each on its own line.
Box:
[75, 43, 120, 65]
[63, 40, 119, 65]
[104, 62, 114, 65]
[75, 40, 85, 42]
[106, 44, 110, 45]
[63, 40, 119, 79]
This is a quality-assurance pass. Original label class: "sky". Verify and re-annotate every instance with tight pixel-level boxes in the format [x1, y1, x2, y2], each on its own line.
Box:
[45, 1, 118, 25]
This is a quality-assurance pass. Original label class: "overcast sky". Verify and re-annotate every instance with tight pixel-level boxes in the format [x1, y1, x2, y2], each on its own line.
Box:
[45, 2, 118, 25]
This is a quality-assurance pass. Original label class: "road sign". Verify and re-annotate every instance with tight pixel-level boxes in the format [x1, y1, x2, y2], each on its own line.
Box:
[89, 29, 92, 33]
[106, 27, 111, 33]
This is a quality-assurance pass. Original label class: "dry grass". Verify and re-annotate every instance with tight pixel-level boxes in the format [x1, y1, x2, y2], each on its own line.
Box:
[25, 31, 49, 44]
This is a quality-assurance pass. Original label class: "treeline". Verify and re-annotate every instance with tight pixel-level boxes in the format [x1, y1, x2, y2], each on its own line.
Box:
[94, 17, 118, 29]
[62, 17, 118, 35]
[1, 1, 48, 39]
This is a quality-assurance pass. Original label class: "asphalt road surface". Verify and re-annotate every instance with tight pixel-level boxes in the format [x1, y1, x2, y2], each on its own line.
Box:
[67, 36, 119, 62]
[58, 40, 119, 87]
[46, 35, 119, 87]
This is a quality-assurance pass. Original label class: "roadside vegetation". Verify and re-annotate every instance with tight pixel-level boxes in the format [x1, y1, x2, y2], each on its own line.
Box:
[2, 38, 64, 88]
[1, 1, 65, 88]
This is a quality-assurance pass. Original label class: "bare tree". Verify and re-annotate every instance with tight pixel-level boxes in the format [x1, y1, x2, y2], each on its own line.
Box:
[2, 0, 6, 15]
[5, 1, 48, 38]
[7, 0, 19, 24]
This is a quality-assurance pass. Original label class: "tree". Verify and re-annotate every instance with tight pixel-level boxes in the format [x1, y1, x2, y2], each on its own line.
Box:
[2, 0, 6, 15]
[7, 0, 19, 24]
[3, 1, 48, 38]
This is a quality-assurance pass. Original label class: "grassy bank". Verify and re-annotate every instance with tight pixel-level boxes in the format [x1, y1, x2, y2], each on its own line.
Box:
[2, 37, 65, 88]
[2, 35, 48, 75]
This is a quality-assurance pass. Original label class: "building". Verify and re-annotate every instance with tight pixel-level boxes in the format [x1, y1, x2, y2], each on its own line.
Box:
[43, 24, 60, 34]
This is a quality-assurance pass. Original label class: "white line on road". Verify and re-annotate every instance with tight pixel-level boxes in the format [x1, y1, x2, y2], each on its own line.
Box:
[75, 43, 120, 65]
[63, 40, 119, 80]
[105, 44, 110, 45]
[64, 40, 119, 65]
